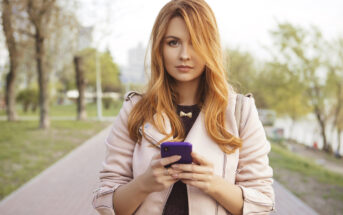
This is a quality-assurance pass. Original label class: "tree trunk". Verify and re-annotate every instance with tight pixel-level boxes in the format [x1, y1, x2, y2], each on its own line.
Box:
[35, 28, 50, 129]
[73, 56, 87, 120]
[2, 0, 18, 121]
[314, 106, 329, 152]
[5, 63, 17, 121]
[337, 129, 342, 156]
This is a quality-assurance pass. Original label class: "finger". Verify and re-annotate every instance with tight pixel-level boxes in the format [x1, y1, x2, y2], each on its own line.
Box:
[154, 168, 178, 176]
[152, 155, 181, 168]
[171, 163, 213, 174]
[160, 155, 182, 166]
[191, 152, 211, 166]
[160, 175, 180, 183]
[173, 172, 211, 181]
[181, 179, 204, 189]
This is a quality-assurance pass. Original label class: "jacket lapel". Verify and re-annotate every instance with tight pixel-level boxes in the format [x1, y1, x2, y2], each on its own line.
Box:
[140, 110, 219, 154]
[139, 112, 173, 148]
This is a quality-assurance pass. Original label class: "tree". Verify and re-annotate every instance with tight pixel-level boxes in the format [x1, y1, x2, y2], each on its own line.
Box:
[1, 0, 79, 126]
[270, 23, 332, 152]
[45, 1, 78, 103]
[1, 0, 19, 121]
[225, 47, 267, 108]
[26, 0, 57, 128]
[73, 56, 86, 120]
[326, 38, 343, 156]
[80, 48, 121, 92]
[261, 61, 311, 136]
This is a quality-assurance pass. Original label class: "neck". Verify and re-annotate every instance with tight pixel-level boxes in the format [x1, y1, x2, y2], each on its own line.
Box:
[175, 78, 200, 106]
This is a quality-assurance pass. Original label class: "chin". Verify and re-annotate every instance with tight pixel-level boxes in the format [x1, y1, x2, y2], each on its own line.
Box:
[174, 77, 198, 83]
[168, 71, 202, 84]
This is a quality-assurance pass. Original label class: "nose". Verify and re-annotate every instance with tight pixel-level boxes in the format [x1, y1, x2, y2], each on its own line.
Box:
[179, 44, 190, 61]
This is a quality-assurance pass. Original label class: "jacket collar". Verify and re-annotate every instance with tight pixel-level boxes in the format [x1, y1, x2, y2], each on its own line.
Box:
[139, 110, 203, 148]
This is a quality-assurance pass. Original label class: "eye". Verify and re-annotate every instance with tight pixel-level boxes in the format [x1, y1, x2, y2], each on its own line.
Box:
[168, 40, 180, 47]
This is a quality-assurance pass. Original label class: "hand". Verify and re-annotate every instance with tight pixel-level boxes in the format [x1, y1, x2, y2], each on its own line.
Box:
[170, 152, 221, 195]
[140, 153, 183, 193]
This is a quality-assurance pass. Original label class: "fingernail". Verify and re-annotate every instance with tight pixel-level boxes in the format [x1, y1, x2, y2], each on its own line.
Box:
[172, 174, 178, 178]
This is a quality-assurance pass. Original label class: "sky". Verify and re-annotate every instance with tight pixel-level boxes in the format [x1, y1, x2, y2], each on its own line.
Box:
[76, 0, 343, 67]
[0, 0, 342, 68]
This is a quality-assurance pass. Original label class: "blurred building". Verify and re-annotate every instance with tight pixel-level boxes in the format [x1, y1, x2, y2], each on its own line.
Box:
[121, 42, 147, 84]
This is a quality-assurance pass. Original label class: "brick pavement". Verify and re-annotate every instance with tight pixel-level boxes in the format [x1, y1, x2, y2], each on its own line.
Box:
[0, 125, 319, 215]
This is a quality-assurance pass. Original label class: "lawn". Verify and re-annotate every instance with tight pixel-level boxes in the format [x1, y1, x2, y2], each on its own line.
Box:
[270, 142, 343, 187]
[269, 141, 343, 214]
[0, 119, 115, 200]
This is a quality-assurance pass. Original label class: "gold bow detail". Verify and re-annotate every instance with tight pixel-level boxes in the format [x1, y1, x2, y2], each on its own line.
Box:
[180, 111, 192, 118]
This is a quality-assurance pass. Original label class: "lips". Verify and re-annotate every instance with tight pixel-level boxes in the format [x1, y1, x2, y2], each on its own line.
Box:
[176, 65, 193, 72]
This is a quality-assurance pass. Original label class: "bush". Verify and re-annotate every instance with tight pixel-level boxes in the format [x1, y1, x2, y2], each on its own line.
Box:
[102, 97, 113, 109]
[16, 89, 38, 112]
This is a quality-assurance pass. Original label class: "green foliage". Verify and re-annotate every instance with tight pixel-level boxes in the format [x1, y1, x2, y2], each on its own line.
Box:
[78, 48, 122, 92]
[326, 38, 343, 131]
[260, 62, 311, 119]
[101, 98, 123, 110]
[102, 97, 112, 109]
[16, 88, 38, 113]
[225, 48, 256, 93]
[225, 48, 268, 108]
[127, 83, 146, 94]
[55, 63, 76, 93]
[268, 22, 336, 151]
[269, 23, 329, 114]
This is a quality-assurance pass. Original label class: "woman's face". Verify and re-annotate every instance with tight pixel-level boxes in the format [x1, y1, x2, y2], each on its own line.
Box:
[162, 17, 206, 85]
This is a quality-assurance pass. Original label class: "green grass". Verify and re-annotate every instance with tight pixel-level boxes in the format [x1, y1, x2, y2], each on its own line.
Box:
[322, 188, 343, 201]
[0, 100, 123, 117]
[269, 142, 343, 187]
[0, 120, 112, 200]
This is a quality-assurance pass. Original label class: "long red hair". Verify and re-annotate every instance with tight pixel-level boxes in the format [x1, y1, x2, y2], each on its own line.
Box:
[128, 0, 242, 154]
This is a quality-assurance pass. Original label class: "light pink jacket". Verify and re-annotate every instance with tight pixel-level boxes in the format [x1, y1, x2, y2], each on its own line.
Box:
[92, 90, 276, 215]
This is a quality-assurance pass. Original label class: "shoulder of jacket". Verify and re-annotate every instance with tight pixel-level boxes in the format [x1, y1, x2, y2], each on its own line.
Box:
[234, 92, 254, 136]
[235, 92, 254, 104]
[124, 91, 143, 103]
[236, 92, 253, 98]
[244, 92, 253, 98]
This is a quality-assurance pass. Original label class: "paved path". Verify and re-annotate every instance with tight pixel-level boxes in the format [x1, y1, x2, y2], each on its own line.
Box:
[0, 126, 319, 215]
[270, 181, 319, 215]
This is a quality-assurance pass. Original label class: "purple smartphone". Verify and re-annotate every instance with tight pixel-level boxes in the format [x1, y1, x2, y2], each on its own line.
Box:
[161, 142, 192, 168]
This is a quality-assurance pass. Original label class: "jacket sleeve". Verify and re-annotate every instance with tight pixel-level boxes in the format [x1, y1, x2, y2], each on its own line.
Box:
[235, 96, 276, 215]
[92, 97, 136, 215]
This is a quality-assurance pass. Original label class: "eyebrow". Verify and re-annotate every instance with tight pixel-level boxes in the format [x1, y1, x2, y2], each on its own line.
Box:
[164, 35, 180, 40]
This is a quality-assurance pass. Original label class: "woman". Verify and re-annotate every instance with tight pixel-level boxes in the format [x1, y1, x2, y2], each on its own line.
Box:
[92, 0, 275, 214]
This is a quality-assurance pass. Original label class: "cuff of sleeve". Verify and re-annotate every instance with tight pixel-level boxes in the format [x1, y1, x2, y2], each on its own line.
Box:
[92, 184, 122, 215]
[237, 185, 276, 215]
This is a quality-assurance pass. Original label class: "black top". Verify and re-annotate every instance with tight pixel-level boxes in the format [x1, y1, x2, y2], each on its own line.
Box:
[162, 104, 201, 215]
